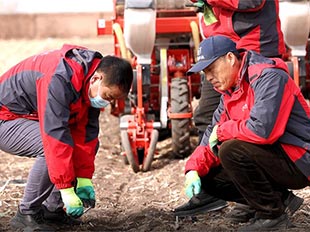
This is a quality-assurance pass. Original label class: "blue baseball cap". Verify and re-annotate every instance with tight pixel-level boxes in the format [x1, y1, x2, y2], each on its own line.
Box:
[187, 35, 238, 74]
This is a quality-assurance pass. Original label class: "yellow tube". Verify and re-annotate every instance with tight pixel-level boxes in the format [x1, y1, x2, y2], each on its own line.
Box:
[112, 23, 130, 60]
[190, 21, 200, 63]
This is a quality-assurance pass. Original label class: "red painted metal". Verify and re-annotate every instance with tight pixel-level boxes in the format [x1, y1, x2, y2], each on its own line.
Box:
[96, 2, 201, 171]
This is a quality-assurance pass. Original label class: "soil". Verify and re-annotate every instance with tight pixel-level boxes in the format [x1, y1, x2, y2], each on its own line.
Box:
[0, 38, 310, 232]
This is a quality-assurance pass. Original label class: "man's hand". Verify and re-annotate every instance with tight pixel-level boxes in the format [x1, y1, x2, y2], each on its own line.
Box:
[209, 125, 219, 156]
[185, 171, 201, 198]
[59, 187, 83, 218]
[76, 178, 96, 208]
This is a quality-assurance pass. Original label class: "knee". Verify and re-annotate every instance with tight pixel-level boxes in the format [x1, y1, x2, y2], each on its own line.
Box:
[218, 139, 246, 167]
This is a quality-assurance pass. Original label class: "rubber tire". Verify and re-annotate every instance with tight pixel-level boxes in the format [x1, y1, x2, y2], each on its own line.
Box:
[120, 130, 140, 173]
[170, 77, 191, 158]
[142, 129, 159, 172]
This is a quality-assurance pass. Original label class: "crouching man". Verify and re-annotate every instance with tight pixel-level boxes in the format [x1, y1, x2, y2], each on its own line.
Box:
[174, 36, 310, 231]
[0, 45, 133, 231]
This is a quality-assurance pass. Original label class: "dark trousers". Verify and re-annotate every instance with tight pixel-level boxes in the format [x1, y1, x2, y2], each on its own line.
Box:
[193, 79, 221, 141]
[201, 139, 309, 219]
[0, 119, 63, 214]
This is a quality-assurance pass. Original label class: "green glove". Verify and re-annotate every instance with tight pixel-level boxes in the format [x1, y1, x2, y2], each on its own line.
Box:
[209, 125, 219, 156]
[76, 178, 96, 208]
[59, 187, 83, 218]
[193, 0, 205, 8]
[203, 4, 218, 25]
[193, 0, 217, 25]
[185, 171, 201, 198]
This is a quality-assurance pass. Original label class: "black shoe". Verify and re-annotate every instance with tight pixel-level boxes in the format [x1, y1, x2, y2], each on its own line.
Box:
[238, 213, 291, 231]
[228, 191, 303, 223]
[227, 203, 256, 223]
[284, 191, 304, 215]
[10, 209, 55, 231]
[42, 205, 83, 226]
[173, 191, 228, 217]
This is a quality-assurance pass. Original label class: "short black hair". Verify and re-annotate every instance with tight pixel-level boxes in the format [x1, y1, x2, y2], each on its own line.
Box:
[96, 55, 133, 94]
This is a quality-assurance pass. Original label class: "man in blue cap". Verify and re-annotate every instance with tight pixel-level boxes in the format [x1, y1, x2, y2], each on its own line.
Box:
[174, 35, 310, 231]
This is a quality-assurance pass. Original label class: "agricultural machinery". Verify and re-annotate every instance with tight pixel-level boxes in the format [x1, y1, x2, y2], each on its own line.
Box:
[97, 0, 201, 172]
[97, 0, 310, 173]
[279, 0, 310, 100]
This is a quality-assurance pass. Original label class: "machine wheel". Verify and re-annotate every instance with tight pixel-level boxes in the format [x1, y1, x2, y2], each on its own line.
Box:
[142, 129, 159, 172]
[170, 77, 191, 158]
[120, 130, 140, 173]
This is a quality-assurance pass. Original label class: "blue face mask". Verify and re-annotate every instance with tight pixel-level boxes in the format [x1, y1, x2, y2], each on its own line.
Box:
[89, 95, 110, 108]
[89, 81, 110, 108]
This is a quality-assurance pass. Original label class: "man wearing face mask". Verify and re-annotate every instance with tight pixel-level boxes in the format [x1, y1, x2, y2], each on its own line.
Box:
[0, 44, 133, 231]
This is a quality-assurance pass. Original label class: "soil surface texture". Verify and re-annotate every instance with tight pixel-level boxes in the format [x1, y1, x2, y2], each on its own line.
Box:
[0, 38, 309, 232]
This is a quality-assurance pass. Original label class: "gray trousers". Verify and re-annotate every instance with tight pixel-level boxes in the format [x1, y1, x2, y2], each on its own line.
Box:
[0, 119, 63, 214]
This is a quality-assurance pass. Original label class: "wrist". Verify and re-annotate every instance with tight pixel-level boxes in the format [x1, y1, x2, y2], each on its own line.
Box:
[186, 170, 199, 179]
[77, 177, 92, 188]
[60, 187, 75, 195]
[214, 124, 219, 132]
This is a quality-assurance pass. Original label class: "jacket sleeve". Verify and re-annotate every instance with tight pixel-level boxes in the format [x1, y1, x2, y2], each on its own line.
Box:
[185, 96, 224, 176]
[185, 145, 220, 176]
[217, 69, 296, 144]
[207, 0, 265, 11]
[37, 61, 99, 190]
[37, 71, 77, 189]
[70, 106, 100, 180]
[200, 95, 227, 146]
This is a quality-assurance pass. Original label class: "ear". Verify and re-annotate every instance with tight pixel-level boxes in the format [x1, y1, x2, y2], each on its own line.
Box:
[90, 72, 102, 84]
[226, 52, 237, 66]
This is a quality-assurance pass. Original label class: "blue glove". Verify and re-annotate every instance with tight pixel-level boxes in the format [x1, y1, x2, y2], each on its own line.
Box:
[184, 171, 201, 198]
[209, 125, 219, 156]
[59, 187, 83, 218]
[76, 177, 96, 208]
